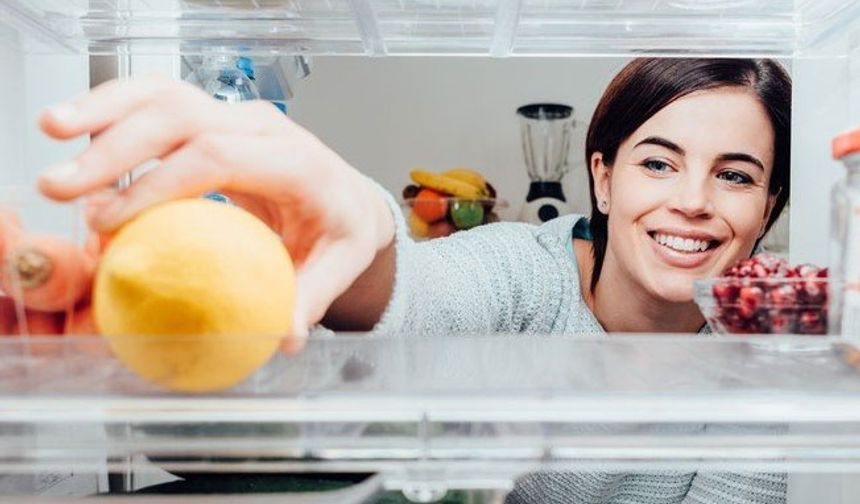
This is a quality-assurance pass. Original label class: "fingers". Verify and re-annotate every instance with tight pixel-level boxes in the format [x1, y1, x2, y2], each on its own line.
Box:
[39, 74, 177, 140]
[85, 134, 303, 231]
[39, 86, 288, 202]
[38, 86, 213, 201]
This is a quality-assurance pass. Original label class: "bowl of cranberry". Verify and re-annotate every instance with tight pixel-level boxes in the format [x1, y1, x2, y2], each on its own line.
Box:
[694, 254, 829, 335]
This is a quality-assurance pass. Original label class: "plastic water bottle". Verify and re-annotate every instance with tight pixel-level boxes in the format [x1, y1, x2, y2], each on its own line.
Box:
[831, 129, 860, 337]
[188, 55, 262, 205]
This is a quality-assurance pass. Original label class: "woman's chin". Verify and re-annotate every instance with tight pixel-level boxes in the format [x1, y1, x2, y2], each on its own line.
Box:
[647, 277, 696, 304]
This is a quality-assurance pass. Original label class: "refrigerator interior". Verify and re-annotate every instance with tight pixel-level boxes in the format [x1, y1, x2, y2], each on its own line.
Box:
[2, 0, 860, 502]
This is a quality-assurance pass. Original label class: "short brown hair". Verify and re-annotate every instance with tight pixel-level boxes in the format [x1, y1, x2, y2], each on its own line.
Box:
[586, 58, 792, 291]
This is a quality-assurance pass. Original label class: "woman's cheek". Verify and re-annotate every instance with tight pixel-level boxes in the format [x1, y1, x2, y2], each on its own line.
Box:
[612, 168, 668, 211]
[714, 191, 768, 245]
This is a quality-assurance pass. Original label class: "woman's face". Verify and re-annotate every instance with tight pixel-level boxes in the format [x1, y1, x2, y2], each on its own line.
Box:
[592, 86, 776, 303]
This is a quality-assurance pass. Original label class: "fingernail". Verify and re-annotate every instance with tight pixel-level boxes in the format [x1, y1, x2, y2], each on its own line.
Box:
[47, 103, 77, 123]
[41, 161, 80, 184]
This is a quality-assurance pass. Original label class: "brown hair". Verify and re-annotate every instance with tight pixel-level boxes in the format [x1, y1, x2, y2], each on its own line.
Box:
[585, 58, 791, 291]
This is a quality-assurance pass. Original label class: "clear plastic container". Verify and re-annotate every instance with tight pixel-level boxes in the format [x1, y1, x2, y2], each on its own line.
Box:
[3, 333, 860, 498]
[0, 0, 826, 56]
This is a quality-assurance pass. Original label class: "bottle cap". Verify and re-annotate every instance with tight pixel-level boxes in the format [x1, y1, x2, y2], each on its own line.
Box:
[832, 128, 860, 159]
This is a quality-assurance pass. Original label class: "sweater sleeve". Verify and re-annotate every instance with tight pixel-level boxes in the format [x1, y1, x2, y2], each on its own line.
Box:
[683, 472, 786, 504]
[371, 186, 566, 336]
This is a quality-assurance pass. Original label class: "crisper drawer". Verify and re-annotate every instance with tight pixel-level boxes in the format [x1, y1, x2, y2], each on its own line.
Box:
[1, 0, 854, 57]
[2, 334, 860, 501]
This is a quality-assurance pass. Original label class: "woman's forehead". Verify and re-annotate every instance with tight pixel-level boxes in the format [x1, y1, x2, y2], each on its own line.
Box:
[625, 87, 775, 165]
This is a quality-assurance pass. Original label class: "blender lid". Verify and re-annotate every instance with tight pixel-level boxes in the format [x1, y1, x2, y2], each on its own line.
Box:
[517, 103, 573, 120]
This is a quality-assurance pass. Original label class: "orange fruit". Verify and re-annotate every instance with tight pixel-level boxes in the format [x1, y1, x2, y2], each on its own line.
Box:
[94, 199, 295, 392]
[412, 188, 448, 223]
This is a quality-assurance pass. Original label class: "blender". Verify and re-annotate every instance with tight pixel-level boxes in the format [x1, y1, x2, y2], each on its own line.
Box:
[517, 103, 576, 224]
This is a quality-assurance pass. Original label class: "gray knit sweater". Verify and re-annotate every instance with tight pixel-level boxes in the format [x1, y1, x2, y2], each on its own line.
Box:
[372, 192, 786, 504]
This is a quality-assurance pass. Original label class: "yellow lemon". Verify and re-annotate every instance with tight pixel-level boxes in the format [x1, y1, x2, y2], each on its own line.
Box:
[93, 199, 295, 392]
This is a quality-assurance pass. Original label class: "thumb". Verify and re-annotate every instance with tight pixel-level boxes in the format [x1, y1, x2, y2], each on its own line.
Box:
[279, 295, 308, 355]
[278, 237, 374, 354]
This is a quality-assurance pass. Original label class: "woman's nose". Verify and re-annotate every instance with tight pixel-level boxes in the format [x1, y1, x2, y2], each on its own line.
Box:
[670, 174, 715, 218]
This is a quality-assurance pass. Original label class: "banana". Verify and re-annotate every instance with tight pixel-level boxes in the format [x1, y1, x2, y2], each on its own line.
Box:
[442, 168, 487, 192]
[408, 212, 430, 238]
[409, 170, 486, 199]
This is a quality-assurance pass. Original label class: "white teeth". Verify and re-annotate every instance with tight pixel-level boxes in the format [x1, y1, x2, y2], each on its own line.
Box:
[653, 233, 711, 253]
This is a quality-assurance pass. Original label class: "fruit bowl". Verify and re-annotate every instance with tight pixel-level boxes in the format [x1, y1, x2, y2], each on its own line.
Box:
[401, 167, 507, 240]
[401, 196, 507, 240]
[695, 276, 829, 335]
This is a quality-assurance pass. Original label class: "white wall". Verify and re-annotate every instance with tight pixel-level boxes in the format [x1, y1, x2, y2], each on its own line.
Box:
[289, 56, 629, 220]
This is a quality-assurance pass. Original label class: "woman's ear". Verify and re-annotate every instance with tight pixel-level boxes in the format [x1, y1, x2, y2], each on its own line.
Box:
[591, 152, 612, 214]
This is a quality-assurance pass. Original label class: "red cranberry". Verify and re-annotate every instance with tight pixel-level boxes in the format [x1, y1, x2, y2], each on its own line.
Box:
[766, 284, 796, 307]
[800, 280, 826, 304]
[798, 309, 826, 335]
[752, 263, 768, 278]
[738, 303, 758, 320]
[712, 282, 738, 305]
[793, 264, 821, 278]
[756, 254, 790, 276]
[739, 285, 765, 308]
[768, 309, 794, 334]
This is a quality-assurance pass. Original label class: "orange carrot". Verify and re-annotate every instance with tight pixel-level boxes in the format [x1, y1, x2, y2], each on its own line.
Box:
[0, 215, 95, 313]
[0, 296, 16, 335]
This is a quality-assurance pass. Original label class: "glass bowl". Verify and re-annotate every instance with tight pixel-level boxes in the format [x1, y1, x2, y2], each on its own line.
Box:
[694, 277, 830, 336]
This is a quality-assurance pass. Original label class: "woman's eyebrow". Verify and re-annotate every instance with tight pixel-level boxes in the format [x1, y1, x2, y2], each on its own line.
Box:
[634, 136, 685, 155]
[716, 152, 765, 172]
[634, 136, 765, 172]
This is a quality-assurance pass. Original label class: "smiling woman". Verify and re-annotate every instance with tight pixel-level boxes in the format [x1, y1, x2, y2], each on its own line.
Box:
[581, 58, 791, 333]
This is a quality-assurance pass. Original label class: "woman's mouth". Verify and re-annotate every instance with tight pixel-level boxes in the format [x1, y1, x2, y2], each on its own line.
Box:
[648, 232, 720, 254]
[646, 231, 723, 268]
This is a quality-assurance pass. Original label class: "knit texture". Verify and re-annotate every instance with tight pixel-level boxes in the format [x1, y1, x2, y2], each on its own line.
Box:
[372, 189, 786, 504]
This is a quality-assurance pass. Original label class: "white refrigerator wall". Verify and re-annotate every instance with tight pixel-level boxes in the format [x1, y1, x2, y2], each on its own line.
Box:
[0, 27, 24, 187]
[21, 54, 88, 186]
[789, 14, 860, 267]
[0, 32, 88, 238]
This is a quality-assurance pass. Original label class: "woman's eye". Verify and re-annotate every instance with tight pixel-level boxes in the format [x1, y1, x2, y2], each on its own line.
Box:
[642, 159, 673, 173]
[717, 170, 753, 185]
